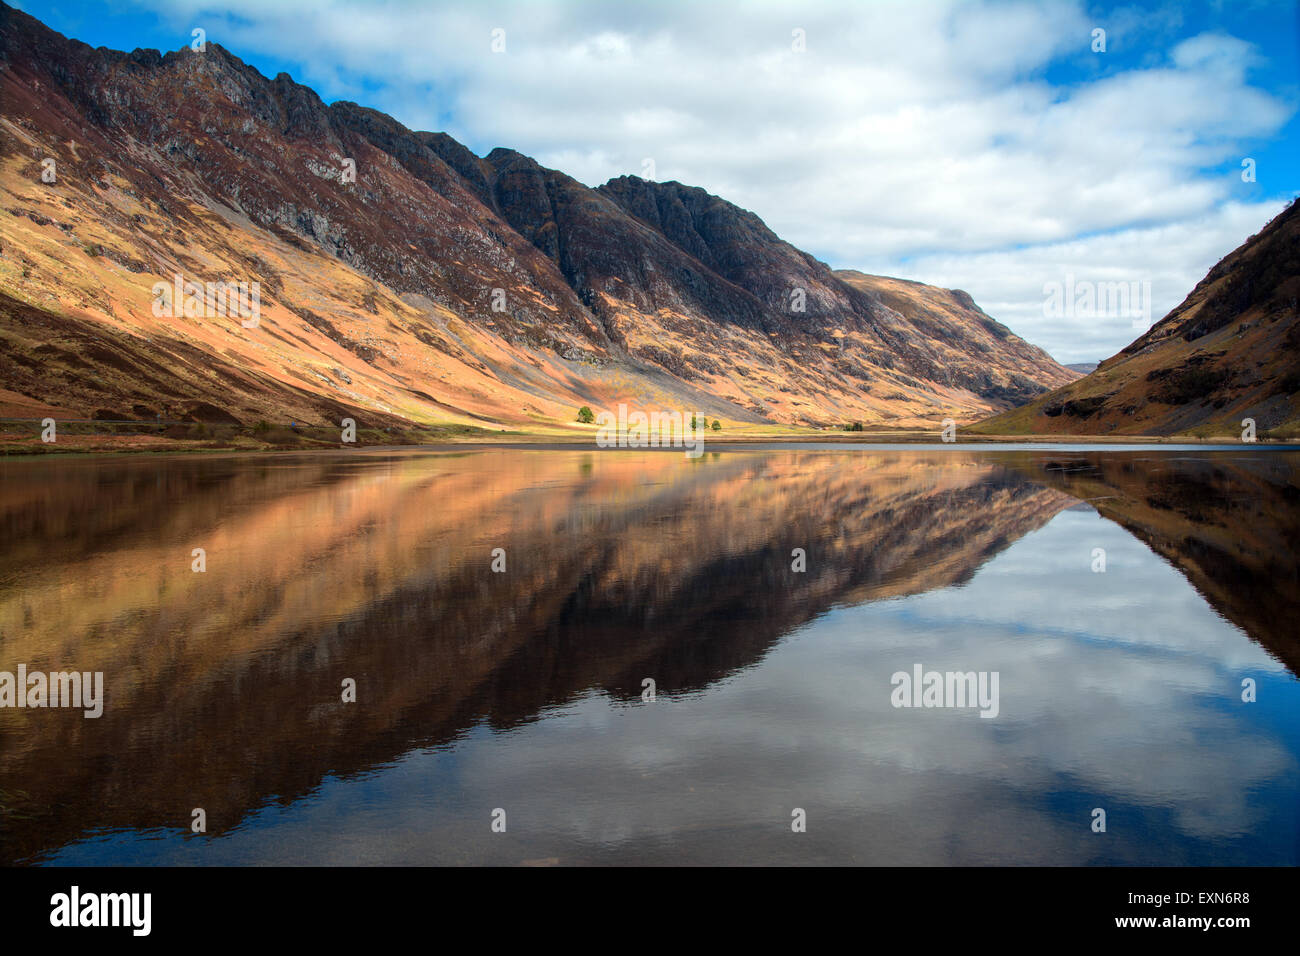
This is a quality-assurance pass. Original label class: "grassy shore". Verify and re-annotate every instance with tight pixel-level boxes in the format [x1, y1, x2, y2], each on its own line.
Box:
[3, 416, 1296, 456]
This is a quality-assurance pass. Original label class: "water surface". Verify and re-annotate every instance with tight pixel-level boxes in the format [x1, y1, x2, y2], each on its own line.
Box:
[1, 447, 1297, 865]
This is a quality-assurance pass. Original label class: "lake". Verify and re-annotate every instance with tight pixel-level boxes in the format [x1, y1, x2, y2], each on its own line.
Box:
[1, 445, 1297, 865]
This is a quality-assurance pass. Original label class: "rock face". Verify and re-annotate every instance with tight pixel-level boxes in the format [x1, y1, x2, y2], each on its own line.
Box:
[975, 200, 1300, 438]
[0, 3, 1075, 429]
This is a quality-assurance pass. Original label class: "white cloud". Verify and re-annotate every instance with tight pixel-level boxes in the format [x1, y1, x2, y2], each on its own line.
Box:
[130, 0, 1295, 362]
[879, 198, 1289, 363]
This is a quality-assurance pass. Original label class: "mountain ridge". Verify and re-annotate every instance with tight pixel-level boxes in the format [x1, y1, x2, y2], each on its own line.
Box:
[0, 2, 1077, 433]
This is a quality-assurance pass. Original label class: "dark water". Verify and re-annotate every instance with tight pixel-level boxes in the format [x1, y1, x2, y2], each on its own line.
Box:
[0, 446, 1297, 866]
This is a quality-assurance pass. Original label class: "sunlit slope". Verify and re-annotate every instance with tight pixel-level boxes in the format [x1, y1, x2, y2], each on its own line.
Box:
[0, 4, 1074, 431]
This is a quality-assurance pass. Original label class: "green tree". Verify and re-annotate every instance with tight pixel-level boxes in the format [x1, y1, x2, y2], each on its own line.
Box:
[577, 406, 596, 424]
[711, 419, 721, 431]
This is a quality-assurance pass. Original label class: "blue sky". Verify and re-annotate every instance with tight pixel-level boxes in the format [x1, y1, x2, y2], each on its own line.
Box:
[13, 0, 1299, 363]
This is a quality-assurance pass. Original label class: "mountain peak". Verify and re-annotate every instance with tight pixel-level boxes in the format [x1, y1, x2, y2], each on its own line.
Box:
[0, 4, 1075, 431]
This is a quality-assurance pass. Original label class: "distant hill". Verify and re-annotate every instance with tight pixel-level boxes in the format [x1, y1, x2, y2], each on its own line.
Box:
[973, 200, 1300, 438]
[1065, 362, 1098, 375]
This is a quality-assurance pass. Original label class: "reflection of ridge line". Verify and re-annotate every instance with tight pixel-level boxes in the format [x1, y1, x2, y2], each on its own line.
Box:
[0, 454, 1072, 864]
[1007, 454, 1300, 678]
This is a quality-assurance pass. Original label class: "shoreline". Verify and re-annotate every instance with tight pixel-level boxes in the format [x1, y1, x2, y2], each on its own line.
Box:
[4, 432, 1299, 460]
[6, 414, 1296, 457]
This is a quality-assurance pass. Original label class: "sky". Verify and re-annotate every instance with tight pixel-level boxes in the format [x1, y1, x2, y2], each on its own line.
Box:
[14, 0, 1300, 364]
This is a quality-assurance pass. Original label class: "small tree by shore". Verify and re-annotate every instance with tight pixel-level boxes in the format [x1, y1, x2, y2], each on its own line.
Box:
[577, 406, 595, 424]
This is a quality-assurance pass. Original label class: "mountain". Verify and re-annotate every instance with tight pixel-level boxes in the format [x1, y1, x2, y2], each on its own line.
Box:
[974, 200, 1300, 438]
[1065, 362, 1098, 375]
[0, 4, 1075, 433]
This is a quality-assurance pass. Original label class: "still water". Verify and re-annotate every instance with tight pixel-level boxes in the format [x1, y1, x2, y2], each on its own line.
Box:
[1, 447, 1297, 865]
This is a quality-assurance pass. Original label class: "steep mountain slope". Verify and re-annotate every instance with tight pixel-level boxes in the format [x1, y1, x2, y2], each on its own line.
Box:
[833, 271, 1072, 406]
[974, 200, 1300, 437]
[0, 4, 1074, 432]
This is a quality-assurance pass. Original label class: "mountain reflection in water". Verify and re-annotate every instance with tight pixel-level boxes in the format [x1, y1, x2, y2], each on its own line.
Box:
[0, 447, 1296, 865]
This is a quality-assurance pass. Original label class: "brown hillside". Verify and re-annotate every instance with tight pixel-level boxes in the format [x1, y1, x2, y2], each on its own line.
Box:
[0, 4, 1074, 432]
[974, 200, 1300, 438]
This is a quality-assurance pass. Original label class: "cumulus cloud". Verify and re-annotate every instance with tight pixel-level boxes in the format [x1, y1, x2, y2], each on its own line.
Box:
[130, 0, 1295, 362]
[879, 198, 1291, 362]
